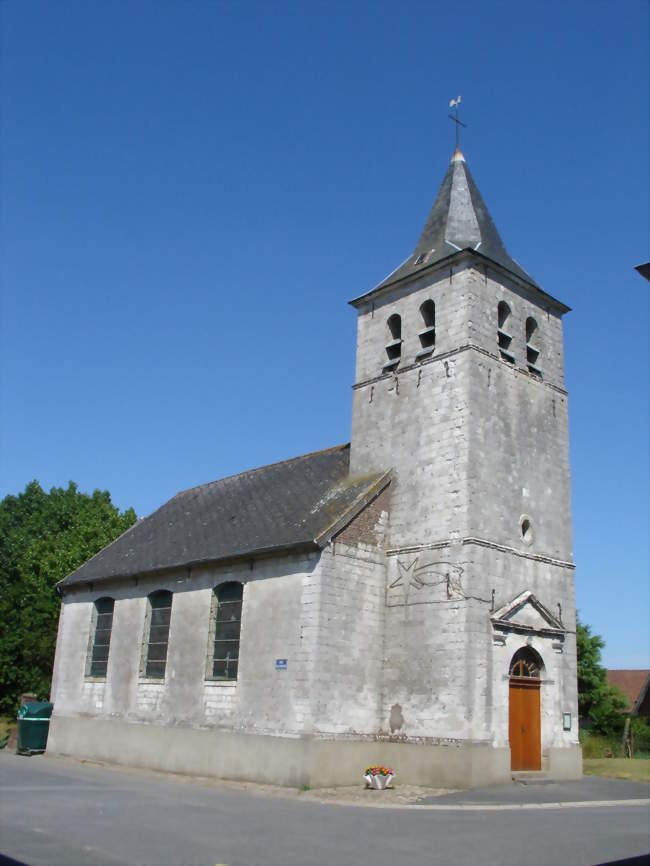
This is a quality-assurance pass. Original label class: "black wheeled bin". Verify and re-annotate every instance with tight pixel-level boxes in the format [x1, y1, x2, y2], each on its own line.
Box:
[16, 701, 53, 755]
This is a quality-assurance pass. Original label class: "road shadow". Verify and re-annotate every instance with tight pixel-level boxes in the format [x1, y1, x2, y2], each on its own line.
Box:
[595, 856, 650, 866]
[0, 855, 31, 866]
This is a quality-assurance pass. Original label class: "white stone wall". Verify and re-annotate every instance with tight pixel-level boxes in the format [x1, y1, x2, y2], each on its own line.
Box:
[309, 543, 386, 737]
[465, 353, 572, 557]
[465, 543, 579, 752]
[234, 565, 312, 737]
[464, 268, 572, 558]
[203, 681, 237, 722]
[350, 256, 577, 757]
[350, 263, 569, 554]
[51, 553, 322, 736]
[350, 276, 473, 549]
[378, 531, 577, 751]
[382, 545, 477, 743]
[49, 600, 99, 717]
[51, 530, 390, 743]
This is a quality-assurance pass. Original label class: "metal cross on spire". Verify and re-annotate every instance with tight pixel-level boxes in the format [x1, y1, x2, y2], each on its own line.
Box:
[448, 96, 467, 151]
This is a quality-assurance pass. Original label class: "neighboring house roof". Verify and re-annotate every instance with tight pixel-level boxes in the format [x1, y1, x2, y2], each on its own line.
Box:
[350, 149, 569, 313]
[607, 669, 650, 714]
[59, 444, 390, 590]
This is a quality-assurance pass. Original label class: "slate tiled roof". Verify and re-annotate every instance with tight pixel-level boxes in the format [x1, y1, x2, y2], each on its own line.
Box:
[351, 149, 568, 308]
[59, 444, 389, 590]
[607, 670, 650, 712]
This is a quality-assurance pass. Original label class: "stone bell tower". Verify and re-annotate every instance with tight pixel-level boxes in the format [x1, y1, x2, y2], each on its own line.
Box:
[349, 146, 581, 781]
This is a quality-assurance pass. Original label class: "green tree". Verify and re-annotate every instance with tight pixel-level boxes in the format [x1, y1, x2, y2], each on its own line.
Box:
[0, 481, 136, 714]
[576, 616, 628, 735]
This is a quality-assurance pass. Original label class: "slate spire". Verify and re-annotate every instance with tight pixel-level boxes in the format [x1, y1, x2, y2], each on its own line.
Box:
[374, 148, 538, 293]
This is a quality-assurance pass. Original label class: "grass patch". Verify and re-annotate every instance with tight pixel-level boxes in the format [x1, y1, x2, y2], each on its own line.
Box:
[583, 758, 650, 783]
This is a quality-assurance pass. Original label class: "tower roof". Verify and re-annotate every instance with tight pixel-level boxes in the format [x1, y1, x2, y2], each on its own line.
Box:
[366, 148, 540, 297]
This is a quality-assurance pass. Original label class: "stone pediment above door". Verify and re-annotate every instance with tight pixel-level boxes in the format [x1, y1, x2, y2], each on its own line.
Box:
[491, 591, 566, 643]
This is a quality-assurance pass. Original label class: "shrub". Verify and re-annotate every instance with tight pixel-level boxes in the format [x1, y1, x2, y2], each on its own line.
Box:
[630, 718, 650, 757]
[581, 720, 650, 759]
[577, 618, 628, 736]
[0, 482, 136, 714]
[580, 731, 623, 759]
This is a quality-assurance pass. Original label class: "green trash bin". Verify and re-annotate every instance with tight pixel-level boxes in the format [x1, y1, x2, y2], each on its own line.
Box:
[16, 701, 53, 755]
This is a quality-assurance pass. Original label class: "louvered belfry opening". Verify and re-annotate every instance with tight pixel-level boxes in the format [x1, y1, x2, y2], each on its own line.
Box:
[526, 317, 542, 377]
[416, 299, 436, 359]
[383, 313, 403, 371]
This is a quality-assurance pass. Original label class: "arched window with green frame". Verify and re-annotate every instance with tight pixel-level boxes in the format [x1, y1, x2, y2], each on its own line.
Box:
[208, 582, 243, 680]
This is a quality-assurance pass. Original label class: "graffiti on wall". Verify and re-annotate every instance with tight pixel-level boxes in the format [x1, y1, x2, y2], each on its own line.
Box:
[387, 555, 465, 607]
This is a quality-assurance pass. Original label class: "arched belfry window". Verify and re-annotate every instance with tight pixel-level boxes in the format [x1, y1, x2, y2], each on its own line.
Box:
[208, 582, 243, 680]
[497, 302, 515, 364]
[87, 597, 114, 678]
[509, 647, 543, 679]
[416, 300, 436, 359]
[383, 314, 402, 372]
[144, 590, 173, 679]
[525, 317, 542, 377]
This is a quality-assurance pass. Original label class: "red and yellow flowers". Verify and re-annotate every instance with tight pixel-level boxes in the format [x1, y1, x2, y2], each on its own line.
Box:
[364, 764, 394, 777]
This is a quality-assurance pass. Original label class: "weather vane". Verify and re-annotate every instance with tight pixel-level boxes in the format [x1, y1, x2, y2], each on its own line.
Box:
[448, 96, 467, 151]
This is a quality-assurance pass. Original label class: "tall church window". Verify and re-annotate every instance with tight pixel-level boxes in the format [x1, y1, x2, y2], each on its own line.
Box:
[497, 301, 515, 364]
[87, 597, 114, 678]
[525, 317, 541, 377]
[416, 299, 436, 359]
[144, 590, 173, 679]
[208, 582, 243, 680]
[383, 314, 402, 372]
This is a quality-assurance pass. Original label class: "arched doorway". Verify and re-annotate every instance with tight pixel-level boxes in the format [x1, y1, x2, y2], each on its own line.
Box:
[509, 647, 543, 771]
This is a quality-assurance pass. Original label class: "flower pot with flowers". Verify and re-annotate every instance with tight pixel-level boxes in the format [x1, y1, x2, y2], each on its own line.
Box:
[364, 765, 394, 790]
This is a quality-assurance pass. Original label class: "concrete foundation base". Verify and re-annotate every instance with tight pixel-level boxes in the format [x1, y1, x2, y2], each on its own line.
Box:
[547, 745, 583, 779]
[48, 715, 582, 788]
[48, 714, 519, 789]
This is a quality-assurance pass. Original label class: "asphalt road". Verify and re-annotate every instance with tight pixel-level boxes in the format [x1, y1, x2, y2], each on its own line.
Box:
[1, 753, 649, 866]
[418, 776, 650, 805]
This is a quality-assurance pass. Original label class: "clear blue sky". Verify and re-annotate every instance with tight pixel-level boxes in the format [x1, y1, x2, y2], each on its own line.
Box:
[1, 1, 648, 668]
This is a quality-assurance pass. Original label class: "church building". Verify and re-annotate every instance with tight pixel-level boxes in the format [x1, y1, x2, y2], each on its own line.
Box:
[48, 144, 582, 788]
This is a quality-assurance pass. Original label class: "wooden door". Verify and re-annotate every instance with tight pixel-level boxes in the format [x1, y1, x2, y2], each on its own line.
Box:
[509, 678, 541, 770]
